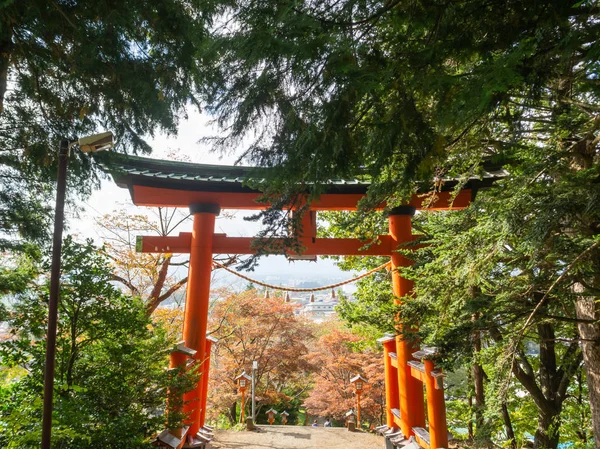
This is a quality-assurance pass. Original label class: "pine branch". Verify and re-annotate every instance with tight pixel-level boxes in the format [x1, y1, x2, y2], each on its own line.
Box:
[519, 240, 600, 335]
[556, 341, 583, 403]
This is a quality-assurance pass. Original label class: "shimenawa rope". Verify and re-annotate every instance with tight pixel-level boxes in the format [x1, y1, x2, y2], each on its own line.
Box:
[211, 260, 391, 293]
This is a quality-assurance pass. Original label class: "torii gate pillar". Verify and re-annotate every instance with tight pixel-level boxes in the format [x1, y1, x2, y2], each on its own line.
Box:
[388, 206, 426, 437]
[199, 335, 218, 429]
[182, 203, 220, 436]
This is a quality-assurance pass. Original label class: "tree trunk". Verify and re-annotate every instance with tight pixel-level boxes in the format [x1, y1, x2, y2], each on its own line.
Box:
[0, 29, 12, 114]
[229, 401, 237, 426]
[575, 293, 600, 449]
[534, 407, 561, 449]
[535, 323, 562, 449]
[472, 311, 486, 436]
[473, 335, 485, 429]
[575, 371, 589, 444]
[145, 255, 172, 316]
[467, 368, 474, 439]
[501, 402, 517, 449]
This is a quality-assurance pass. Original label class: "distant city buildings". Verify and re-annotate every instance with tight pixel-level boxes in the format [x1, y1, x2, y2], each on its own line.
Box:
[283, 291, 354, 322]
[299, 299, 339, 321]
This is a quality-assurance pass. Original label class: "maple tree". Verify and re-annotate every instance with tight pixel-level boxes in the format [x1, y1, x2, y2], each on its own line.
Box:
[205, 289, 314, 425]
[95, 207, 190, 315]
[95, 207, 240, 315]
[152, 306, 185, 342]
[303, 326, 385, 427]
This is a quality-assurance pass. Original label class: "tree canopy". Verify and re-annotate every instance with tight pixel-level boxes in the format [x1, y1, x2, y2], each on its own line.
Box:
[202, 0, 598, 199]
[0, 0, 210, 249]
[206, 289, 313, 425]
[304, 326, 385, 426]
[1, 1, 599, 447]
[0, 237, 181, 448]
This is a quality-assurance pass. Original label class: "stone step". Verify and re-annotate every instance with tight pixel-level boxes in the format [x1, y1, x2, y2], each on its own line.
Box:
[392, 436, 421, 449]
[153, 425, 190, 449]
[183, 433, 210, 448]
[375, 424, 390, 435]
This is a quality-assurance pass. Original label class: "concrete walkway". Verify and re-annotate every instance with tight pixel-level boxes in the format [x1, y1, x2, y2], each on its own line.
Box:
[211, 426, 383, 449]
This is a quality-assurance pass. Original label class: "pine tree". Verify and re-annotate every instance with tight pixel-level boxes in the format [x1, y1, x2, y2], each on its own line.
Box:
[0, 0, 210, 249]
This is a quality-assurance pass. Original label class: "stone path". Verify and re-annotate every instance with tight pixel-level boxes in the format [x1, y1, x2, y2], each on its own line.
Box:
[210, 425, 383, 449]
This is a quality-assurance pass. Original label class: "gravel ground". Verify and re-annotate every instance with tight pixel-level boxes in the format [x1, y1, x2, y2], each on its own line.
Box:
[210, 425, 384, 449]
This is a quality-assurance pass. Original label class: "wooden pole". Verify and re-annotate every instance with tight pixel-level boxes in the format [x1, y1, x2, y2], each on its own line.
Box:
[388, 207, 426, 437]
[199, 336, 216, 429]
[357, 393, 361, 428]
[182, 204, 219, 437]
[424, 359, 448, 449]
[381, 338, 399, 428]
[41, 139, 70, 449]
[240, 389, 246, 423]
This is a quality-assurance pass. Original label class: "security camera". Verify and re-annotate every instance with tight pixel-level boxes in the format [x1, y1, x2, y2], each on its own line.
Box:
[77, 131, 114, 153]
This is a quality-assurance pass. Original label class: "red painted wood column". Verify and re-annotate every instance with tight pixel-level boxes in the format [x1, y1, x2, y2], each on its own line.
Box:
[199, 335, 218, 429]
[378, 335, 400, 428]
[182, 203, 219, 437]
[388, 206, 426, 438]
[167, 349, 188, 438]
[424, 359, 448, 449]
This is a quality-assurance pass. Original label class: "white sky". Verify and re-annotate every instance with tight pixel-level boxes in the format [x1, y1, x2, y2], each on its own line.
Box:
[72, 109, 353, 285]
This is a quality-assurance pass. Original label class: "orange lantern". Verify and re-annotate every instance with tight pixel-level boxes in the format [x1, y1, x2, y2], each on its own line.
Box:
[350, 374, 368, 428]
[266, 408, 278, 425]
[281, 411, 289, 425]
[235, 372, 252, 423]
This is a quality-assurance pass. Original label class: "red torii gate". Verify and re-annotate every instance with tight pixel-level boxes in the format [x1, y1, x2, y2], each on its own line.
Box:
[102, 154, 501, 449]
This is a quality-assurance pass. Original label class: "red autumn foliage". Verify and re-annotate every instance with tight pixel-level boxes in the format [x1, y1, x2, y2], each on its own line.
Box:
[303, 326, 385, 426]
[206, 289, 314, 424]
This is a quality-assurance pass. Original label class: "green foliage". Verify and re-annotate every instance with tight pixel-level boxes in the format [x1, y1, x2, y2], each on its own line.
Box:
[318, 210, 399, 335]
[0, 251, 39, 295]
[200, 0, 599, 233]
[0, 0, 211, 250]
[307, 1, 600, 442]
[560, 372, 594, 449]
[325, 175, 594, 447]
[0, 237, 182, 448]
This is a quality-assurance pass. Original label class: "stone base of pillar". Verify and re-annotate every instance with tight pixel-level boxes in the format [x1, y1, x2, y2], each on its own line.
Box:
[246, 417, 256, 430]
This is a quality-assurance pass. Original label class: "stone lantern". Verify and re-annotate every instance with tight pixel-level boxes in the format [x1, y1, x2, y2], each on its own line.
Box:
[345, 409, 357, 431]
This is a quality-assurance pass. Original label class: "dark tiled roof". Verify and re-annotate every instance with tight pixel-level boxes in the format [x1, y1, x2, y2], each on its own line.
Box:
[97, 152, 506, 195]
